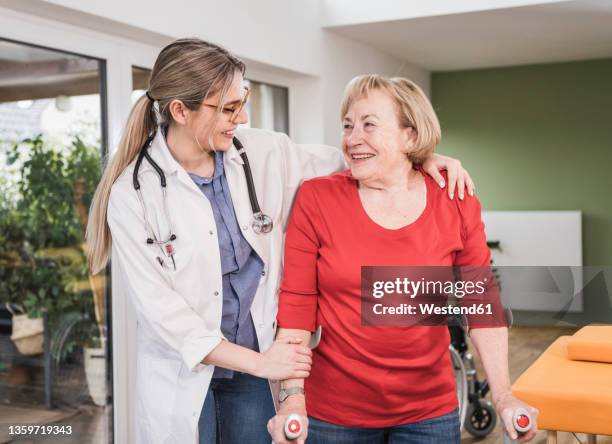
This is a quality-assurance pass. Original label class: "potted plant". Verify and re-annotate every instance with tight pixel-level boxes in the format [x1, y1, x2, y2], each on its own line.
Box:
[1, 134, 106, 405]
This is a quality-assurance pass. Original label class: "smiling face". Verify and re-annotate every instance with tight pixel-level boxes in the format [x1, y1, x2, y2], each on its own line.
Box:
[182, 71, 249, 152]
[342, 89, 415, 182]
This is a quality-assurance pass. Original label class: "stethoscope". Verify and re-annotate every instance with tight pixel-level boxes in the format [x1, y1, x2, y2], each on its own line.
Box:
[132, 132, 273, 269]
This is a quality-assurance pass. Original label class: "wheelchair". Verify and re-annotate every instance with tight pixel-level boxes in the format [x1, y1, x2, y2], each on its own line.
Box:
[449, 319, 497, 438]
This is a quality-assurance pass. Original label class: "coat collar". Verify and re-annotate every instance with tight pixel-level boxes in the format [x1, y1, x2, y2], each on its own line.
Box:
[225, 142, 245, 165]
[138, 129, 180, 176]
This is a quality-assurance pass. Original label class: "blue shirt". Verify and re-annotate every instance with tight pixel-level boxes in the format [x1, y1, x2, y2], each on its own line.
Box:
[188, 152, 264, 379]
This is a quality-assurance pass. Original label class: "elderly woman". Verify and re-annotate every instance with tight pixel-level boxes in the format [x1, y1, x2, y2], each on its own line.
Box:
[267, 75, 539, 443]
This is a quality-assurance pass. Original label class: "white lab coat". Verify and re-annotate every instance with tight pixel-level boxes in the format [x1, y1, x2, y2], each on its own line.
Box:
[107, 127, 345, 444]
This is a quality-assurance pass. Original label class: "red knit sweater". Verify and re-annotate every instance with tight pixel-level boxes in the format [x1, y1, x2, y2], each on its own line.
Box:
[278, 169, 494, 427]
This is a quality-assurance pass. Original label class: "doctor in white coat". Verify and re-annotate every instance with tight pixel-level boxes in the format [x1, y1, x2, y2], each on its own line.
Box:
[86, 38, 474, 444]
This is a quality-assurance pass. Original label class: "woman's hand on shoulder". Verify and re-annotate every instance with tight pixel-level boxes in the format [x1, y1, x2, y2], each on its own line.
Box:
[421, 153, 475, 200]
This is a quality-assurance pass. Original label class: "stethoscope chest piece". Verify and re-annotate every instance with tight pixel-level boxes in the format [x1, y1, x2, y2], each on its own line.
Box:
[252, 212, 273, 234]
[233, 136, 274, 235]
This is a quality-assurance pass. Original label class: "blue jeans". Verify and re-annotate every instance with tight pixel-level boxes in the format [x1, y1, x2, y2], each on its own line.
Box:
[307, 408, 460, 444]
[198, 372, 275, 444]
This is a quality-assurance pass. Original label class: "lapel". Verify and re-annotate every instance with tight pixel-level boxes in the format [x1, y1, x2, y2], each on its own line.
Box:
[224, 142, 270, 265]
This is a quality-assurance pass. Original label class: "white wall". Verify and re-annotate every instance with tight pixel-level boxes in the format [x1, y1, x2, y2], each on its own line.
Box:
[3, 0, 430, 147]
[36, 0, 323, 76]
[482, 211, 583, 312]
[319, 29, 429, 146]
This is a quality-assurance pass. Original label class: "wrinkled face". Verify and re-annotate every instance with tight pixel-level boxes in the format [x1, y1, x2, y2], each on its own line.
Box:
[342, 89, 414, 182]
[189, 71, 249, 151]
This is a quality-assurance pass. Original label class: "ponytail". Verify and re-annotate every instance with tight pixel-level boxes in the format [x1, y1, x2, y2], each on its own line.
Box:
[85, 95, 155, 273]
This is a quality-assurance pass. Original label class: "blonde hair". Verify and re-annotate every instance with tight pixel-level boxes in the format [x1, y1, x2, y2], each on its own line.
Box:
[340, 74, 441, 163]
[86, 38, 245, 274]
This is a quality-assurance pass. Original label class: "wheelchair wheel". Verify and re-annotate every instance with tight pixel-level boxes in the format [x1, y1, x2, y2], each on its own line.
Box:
[50, 312, 91, 408]
[464, 400, 497, 437]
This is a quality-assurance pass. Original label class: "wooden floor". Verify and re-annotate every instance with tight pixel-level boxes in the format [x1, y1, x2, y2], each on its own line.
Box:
[460, 326, 612, 444]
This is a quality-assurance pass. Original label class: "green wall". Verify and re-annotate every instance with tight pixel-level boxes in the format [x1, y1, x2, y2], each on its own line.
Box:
[431, 59, 612, 325]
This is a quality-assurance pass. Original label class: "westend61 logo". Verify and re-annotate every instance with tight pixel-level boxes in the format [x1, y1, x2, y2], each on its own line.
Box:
[361, 266, 507, 327]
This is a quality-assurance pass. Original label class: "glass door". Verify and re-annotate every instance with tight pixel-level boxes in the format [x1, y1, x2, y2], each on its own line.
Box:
[0, 38, 112, 443]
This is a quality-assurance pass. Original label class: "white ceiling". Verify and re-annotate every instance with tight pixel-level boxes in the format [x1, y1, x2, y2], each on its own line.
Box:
[325, 0, 612, 71]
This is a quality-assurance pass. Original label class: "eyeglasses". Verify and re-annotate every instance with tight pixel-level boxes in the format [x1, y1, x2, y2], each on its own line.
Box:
[203, 85, 250, 124]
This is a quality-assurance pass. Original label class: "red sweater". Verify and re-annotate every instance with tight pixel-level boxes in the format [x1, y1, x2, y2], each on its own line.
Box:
[277, 169, 493, 428]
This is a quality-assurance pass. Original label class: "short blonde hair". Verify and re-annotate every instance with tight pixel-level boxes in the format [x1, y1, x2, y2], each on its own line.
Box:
[340, 74, 441, 163]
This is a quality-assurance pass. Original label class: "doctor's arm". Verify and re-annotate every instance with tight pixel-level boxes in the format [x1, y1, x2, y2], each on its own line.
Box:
[421, 153, 475, 200]
[107, 186, 310, 379]
[202, 337, 311, 380]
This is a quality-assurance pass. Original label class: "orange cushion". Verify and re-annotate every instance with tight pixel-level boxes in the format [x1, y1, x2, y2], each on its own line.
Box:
[512, 336, 612, 435]
[566, 325, 612, 363]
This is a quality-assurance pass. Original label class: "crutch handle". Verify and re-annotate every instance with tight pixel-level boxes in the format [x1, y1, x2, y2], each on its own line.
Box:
[503, 407, 532, 444]
[283, 414, 303, 440]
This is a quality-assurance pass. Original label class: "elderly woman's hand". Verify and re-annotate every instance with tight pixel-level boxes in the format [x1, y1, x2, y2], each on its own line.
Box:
[494, 392, 540, 442]
[421, 153, 475, 200]
[267, 396, 309, 444]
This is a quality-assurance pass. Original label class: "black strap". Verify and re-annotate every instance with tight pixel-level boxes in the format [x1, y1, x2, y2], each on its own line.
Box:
[132, 134, 164, 190]
[233, 137, 261, 214]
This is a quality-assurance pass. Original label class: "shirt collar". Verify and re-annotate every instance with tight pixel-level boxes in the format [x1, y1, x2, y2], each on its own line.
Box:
[188, 152, 225, 185]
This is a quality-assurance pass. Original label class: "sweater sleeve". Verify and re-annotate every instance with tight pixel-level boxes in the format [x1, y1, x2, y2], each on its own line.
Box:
[277, 181, 320, 332]
[454, 195, 506, 329]
[454, 194, 490, 268]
